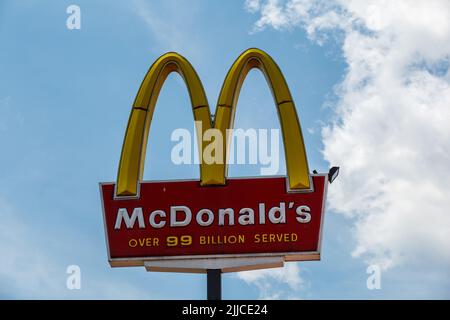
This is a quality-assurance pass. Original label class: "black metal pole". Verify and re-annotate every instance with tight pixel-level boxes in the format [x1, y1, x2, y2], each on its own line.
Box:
[207, 269, 222, 300]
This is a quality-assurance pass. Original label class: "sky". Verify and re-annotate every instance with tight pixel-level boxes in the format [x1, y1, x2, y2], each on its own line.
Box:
[0, 0, 449, 299]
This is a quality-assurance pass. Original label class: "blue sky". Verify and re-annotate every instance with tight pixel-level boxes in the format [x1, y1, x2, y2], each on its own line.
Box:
[1, 0, 449, 299]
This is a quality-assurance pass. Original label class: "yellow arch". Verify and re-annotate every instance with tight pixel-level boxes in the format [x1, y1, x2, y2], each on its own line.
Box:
[116, 52, 220, 197]
[215, 48, 310, 190]
[116, 49, 310, 197]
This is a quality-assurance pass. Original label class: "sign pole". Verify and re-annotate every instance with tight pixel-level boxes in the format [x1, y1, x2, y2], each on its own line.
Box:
[207, 269, 222, 300]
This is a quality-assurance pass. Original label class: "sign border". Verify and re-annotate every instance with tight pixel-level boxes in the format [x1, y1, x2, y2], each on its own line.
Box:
[99, 173, 328, 268]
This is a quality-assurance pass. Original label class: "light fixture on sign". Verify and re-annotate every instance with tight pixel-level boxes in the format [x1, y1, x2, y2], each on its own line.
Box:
[328, 166, 339, 184]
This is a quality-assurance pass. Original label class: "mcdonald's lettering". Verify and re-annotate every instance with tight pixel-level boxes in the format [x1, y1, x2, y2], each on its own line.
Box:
[100, 48, 332, 270]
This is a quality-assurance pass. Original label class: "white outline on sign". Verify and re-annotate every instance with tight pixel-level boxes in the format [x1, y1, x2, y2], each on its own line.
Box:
[99, 174, 328, 270]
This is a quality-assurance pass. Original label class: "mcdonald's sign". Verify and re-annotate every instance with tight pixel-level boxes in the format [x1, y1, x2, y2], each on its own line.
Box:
[100, 48, 334, 272]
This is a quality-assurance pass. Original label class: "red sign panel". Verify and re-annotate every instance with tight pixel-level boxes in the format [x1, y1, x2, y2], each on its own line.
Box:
[100, 175, 327, 266]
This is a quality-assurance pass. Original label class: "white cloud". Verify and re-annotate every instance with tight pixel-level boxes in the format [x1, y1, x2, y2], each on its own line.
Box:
[245, 0, 262, 13]
[131, 0, 207, 60]
[246, 0, 348, 38]
[246, 0, 450, 272]
[0, 198, 152, 299]
[236, 263, 304, 299]
[0, 96, 23, 133]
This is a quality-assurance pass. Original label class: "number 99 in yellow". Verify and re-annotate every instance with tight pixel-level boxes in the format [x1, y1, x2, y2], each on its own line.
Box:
[166, 235, 192, 247]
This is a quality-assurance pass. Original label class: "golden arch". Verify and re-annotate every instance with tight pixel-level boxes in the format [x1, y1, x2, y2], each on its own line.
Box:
[116, 48, 310, 197]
